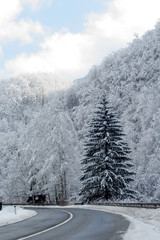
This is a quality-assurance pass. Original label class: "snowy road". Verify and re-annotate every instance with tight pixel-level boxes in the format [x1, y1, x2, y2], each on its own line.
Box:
[0, 207, 129, 240]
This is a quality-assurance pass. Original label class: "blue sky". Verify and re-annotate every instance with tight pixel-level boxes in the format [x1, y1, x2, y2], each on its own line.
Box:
[0, 0, 160, 81]
[20, 0, 107, 33]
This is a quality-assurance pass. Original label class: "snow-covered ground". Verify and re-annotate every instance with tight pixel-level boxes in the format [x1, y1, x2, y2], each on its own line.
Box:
[0, 205, 160, 240]
[0, 206, 37, 226]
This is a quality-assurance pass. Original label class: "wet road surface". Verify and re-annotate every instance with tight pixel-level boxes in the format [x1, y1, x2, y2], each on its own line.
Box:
[0, 207, 129, 240]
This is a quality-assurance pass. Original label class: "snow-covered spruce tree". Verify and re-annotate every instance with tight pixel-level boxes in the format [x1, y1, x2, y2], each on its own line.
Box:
[79, 95, 135, 202]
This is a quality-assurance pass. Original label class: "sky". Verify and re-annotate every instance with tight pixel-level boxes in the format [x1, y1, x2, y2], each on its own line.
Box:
[0, 0, 160, 81]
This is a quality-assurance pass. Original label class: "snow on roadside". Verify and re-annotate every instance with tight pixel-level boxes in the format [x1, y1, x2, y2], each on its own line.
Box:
[0, 206, 37, 226]
[65, 205, 160, 240]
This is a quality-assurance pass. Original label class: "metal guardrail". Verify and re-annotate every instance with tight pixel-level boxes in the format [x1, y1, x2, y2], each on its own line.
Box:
[3, 202, 160, 208]
[92, 202, 160, 209]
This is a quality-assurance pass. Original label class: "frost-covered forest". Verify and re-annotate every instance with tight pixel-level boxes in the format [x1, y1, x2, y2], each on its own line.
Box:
[1, 22, 160, 203]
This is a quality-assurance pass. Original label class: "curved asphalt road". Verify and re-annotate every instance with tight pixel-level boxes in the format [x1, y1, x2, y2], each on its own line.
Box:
[0, 207, 129, 240]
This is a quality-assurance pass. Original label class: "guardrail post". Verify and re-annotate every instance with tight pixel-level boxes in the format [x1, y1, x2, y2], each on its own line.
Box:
[14, 205, 17, 215]
[0, 196, 2, 211]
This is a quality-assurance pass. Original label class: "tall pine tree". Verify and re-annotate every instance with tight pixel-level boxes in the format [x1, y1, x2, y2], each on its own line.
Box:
[80, 95, 135, 202]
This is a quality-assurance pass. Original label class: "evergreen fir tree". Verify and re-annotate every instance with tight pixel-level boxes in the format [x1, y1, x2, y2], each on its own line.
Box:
[79, 95, 135, 202]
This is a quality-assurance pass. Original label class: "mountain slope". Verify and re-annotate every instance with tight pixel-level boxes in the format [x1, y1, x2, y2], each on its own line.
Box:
[68, 22, 160, 201]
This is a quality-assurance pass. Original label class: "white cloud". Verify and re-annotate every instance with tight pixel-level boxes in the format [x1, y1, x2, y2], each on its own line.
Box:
[22, 0, 54, 11]
[0, 0, 44, 43]
[0, 19, 44, 43]
[3, 0, 160, 80]
[5, 32, 94, 80]
[0, 0, 22, 23]
[86, 0, 160, 44]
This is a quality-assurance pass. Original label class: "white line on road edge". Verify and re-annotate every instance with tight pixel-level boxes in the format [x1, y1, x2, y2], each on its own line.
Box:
[17, 210, 73, 240]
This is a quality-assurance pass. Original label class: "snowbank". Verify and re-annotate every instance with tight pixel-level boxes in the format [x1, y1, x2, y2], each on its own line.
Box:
[0, 206, 37, 226]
